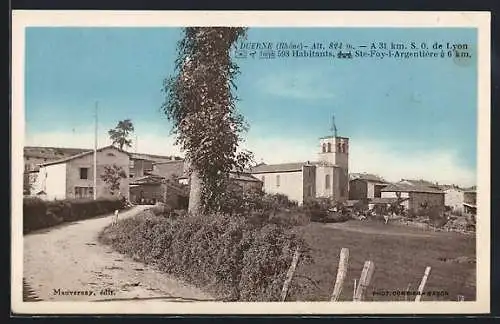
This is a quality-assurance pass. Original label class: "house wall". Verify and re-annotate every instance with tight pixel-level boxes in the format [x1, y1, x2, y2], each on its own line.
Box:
[349, 179, 367, 200]
[130, 159, 154, 178]
[302, 165, 316, 202]
[32, 163, 67, 200]
[233, 179, 263, 192]
[153, 161, 185, 180]
[254, 170, 304, 204]
[24, 156, 51, 172]
[65, 147, 130, 200]
[315, 165, 335, 199]
[381, 191, 410, 209]
[444, 189, 464, 211]
[409, 192, 445, 212]
[463, 192, 477, 206]
[130, 184, 164, 203]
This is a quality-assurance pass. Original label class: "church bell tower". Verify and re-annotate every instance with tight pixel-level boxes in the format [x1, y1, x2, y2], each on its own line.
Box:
[317, 114, 349, 201]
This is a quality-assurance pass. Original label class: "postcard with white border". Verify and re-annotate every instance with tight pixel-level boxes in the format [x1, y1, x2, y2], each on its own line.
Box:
[11, 10, 491, 315]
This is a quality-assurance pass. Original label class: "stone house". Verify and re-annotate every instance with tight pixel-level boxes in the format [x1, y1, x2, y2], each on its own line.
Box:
[129, 174, 188, 208]
[348, 173, 388, 200]
[380, 180, 444, 213]
[440, 185, 464, 212]
[129, 153, 181, 178]
[32, 146, 130, 200]
[152, 160, 186, 181]
[463, 189, 477, 214]
[249, 135, 349, 205]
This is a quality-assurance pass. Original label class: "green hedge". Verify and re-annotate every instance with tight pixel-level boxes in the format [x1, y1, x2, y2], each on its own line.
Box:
[98, 211, 310, 301]
[23, 197, 125, 234]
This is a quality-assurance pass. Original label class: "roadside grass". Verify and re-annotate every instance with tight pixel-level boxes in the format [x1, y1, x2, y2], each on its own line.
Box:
[287, 221, 476, 301]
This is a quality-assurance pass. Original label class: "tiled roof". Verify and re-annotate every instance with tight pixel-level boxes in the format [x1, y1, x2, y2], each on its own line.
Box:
[178, 171, 262, 183]
[381, 182, 444, 194]
[130, 153, 182, 162]
[130, 174, 165, 185]
[39, 145, 129, 167]
[400, 179, 440, 189]
[350, 173, 387, 183]
[230, 172, 262, 183]
[250, 162, 312, 173]
[153, 159, 185, 165]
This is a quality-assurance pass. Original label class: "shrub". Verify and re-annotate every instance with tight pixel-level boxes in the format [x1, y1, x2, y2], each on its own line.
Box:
[23, 197, 61, 233]
[302, 198, 332, 222]
[262, 193, 299, 211]
[23, 197, 126, 234]
[268, 209, 310, 227]
[98, 211, 310, 301]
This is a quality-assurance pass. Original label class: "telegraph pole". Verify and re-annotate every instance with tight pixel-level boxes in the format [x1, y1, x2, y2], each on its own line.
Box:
[93, 102, 98, 200]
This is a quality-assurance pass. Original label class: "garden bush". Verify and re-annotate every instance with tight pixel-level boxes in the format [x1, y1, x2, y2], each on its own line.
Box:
[98, 211, 311, 301]
[23, 197, 125, 233]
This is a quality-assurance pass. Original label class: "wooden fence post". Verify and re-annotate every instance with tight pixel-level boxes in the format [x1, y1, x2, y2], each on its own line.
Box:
[330, 248, 349, 301]
[404, 283, 411, 302]
[280, 246, 301, 302]
[415, 266, 431, 302]
[353, 279, 357, 301]
[353, 261, 375, 301]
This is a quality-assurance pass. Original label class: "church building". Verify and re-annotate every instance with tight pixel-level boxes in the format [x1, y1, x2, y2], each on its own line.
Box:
[249, 133, 349, 205]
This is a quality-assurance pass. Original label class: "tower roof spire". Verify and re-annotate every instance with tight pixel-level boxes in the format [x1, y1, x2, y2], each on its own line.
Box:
[330, 114, 338, 138]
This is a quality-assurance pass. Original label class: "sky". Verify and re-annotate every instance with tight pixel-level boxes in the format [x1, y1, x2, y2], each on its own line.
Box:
[24, 27, 478, 186]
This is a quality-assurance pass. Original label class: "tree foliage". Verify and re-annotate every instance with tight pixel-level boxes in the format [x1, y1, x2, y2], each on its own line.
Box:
[101, 164, 127, 195]
[108, 119, 135, 150]
[162, 27, 253, 214]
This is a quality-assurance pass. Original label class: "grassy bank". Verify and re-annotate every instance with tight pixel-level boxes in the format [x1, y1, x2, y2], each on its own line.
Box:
[287, 221, 476, 301]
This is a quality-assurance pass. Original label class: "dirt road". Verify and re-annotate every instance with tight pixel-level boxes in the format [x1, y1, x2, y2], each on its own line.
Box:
[23, 206, 214, 302]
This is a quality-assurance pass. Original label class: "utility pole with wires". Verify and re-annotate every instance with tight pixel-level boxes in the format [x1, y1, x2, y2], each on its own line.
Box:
[93, 101, 98, 200]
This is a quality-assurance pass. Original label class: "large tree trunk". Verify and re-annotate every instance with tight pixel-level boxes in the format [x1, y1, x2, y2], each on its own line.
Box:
[188, 169, 202, 214]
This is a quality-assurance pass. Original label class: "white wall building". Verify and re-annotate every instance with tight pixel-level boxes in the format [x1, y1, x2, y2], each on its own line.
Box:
[32, 146, 130, 200]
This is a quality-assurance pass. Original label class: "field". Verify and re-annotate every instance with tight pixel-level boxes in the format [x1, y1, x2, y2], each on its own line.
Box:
[287, 220, 476, 302]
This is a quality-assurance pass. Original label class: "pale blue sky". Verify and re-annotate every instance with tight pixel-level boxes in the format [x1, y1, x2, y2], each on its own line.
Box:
[24, 27, 478, 185]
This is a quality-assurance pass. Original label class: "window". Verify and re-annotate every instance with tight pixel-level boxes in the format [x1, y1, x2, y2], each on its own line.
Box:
[75, 186, 93, 199]
[129, 160, 135, 168]
[337, 143, 342, 152]
[276, 175, 280, 187]
[327, 142, 332, 153]
[325, 174, 330, 189]
[342, 143, 346, 153]
[79, 168, 89, 180]
[107, 152, 115, 157]
[144, 161, 153, 172]
[322, 143, 327, 153]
